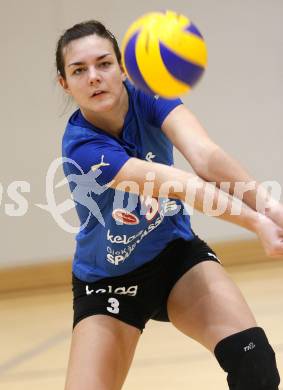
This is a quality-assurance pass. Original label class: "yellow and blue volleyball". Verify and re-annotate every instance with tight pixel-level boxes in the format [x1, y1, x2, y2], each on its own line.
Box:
[121, 10, 207, 98]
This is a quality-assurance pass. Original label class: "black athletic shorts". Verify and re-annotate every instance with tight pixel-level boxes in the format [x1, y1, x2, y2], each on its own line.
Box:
[72, 235, 221, 332]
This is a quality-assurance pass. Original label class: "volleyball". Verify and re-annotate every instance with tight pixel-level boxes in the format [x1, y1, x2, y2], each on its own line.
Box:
[121, 10, 207, 98]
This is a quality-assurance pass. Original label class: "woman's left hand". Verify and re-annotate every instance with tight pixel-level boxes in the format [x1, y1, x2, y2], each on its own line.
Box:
[264, 201, 283, 230]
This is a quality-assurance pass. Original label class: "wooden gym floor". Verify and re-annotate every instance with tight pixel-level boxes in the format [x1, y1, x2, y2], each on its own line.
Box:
[0, 260, 282, 389]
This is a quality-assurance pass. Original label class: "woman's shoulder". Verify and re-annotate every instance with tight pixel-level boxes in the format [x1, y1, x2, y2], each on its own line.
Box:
[62, 110, 124, 162]
[125, 79, 183, 128]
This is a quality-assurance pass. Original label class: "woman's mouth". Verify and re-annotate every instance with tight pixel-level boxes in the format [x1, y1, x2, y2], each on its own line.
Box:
[91, 90, 105, 98]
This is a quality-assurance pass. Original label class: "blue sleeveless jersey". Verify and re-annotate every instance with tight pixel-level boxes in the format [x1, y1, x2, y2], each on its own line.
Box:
[62, 80, 194, 282]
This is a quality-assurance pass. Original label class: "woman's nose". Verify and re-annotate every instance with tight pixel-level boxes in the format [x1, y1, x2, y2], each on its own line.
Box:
[88, 67, 101, 85]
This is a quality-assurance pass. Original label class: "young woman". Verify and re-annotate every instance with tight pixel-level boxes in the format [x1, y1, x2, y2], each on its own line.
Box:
[56, 20, 282, 390]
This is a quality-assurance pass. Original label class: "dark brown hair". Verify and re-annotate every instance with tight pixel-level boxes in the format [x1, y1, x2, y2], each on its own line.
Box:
[56, 20, 121, 79]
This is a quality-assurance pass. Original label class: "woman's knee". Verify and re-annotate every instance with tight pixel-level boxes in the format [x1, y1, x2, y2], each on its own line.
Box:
[214, 327, 280, 390]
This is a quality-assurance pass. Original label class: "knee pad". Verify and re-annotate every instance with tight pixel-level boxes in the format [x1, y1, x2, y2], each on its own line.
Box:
[214, 327, 280, 390]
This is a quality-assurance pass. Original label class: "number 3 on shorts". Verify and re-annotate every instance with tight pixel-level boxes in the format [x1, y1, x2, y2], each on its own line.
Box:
[107, 297, 120, 314]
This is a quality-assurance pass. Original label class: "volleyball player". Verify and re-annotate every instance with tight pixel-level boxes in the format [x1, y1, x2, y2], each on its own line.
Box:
[56, 20, 282, 389]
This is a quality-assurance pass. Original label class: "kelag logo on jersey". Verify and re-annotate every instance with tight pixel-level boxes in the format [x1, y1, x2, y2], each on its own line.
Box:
[107, 198, 181, 266]
[112, 209, 140, 225]
[111, 196, 159, 225]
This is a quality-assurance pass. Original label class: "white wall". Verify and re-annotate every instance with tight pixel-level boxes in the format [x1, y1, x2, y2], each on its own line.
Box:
[0, 0, 282, 267]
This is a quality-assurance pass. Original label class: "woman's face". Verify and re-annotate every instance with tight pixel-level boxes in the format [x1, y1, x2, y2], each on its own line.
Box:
[59, 34, 126, 114]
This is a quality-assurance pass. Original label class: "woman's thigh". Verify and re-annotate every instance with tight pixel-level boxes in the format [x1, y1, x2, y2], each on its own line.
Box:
[167, 261, 257, 352]
[65, 314, 141, 390]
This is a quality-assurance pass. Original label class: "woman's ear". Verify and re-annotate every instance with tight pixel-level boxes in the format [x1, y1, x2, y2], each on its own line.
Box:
[119, 64, 127, 81]
[58, 75, 71, 95]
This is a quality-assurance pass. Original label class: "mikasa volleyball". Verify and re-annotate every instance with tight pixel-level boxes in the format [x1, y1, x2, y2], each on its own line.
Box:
[121, 10, 207, 98]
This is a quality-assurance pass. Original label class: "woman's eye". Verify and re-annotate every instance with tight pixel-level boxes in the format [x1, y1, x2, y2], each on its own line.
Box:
[73, 68, 85, 75]
[99, 61, 111, 68]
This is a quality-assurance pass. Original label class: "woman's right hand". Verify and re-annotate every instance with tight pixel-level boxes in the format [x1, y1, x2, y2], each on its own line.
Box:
[254, 214, 283, 258]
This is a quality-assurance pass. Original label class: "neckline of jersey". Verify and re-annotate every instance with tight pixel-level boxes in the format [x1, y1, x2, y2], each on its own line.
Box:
[74, 80, 134, 143]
